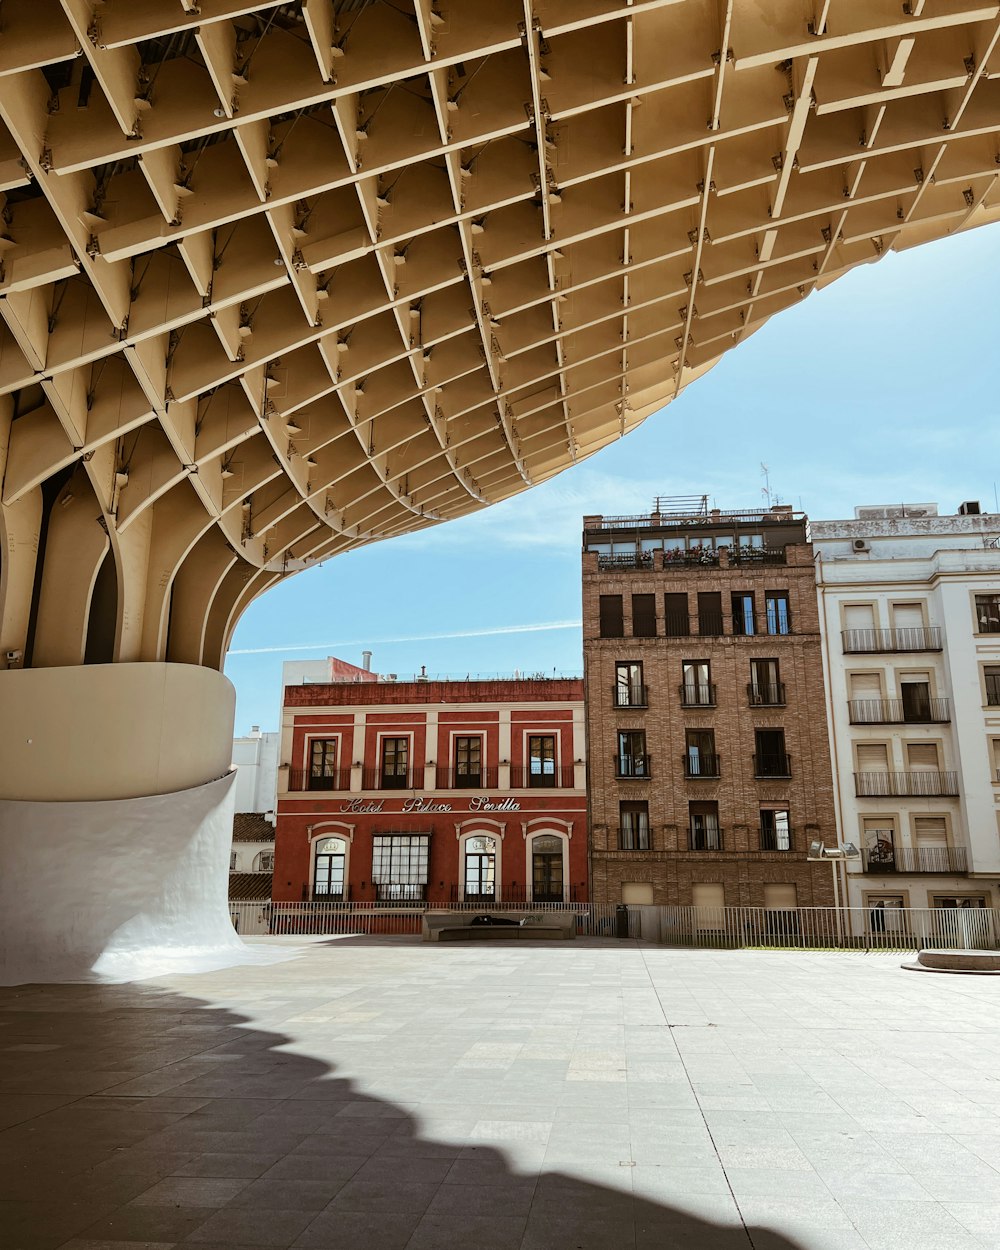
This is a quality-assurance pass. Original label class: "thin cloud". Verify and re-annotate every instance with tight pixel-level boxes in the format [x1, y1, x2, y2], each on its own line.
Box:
[227, 619, 583, 656]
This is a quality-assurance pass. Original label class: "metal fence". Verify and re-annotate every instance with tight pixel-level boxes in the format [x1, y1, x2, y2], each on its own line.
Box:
[229, 901, 1000, 950]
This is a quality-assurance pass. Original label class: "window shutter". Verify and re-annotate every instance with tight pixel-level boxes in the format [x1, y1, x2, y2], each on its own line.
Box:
[844, 604, 874, 629]
[763, 884, 797, 909]
[856, 744, 888, 770]
[850, 673, 882, 697]
[599, 595, 624, 637]
[913, 817, 947, 846]
[893, 603, 924, 629]
[906, 743, 938, 769]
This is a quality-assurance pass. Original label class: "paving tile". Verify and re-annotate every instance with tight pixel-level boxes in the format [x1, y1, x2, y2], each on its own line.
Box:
[293, 1210, 422, 1248]
[182, 1207, 315, 1246]
[130, 1177, 249, 1207]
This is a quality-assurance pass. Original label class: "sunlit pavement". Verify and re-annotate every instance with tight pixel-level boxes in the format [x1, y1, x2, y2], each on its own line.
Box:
[2, 938, 999, 1250]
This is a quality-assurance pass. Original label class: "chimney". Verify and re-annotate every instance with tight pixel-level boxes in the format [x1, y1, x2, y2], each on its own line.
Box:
[362, 650, 372, 671]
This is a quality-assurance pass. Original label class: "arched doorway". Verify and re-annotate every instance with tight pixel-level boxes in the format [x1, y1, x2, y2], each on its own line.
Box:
[313, 837, 347, 900]
[532, 834, 564, 903]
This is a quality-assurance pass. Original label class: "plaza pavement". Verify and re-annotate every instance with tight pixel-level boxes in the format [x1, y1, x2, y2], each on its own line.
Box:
[1, 937, 1000, 1250]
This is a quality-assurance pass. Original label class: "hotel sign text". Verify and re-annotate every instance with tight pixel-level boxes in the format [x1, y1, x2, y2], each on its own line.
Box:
[338, 795, 521, 815]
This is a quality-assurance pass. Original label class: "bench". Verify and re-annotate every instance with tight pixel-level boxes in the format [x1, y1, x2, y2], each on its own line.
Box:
[902, 948, 1000, 974]
[422, 911, 576, 942]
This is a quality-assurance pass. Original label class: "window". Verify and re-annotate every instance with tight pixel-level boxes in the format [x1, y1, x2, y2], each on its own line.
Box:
[309, 738, 339, 790]
[685, 729, 718, 777]
[913, 816, 947, 848]
[692, 882, 725, 912]
[632, 593, 657, 637]
[985, 665, 1000, 706]
[229, 852, 237, 870]
[664, 592, 689, 636]
[689, 802, 721, 850]
[454, 736, 482, 787]
[617, 730, 648, 778]
[528, 734, 556, 787]
[371, 834, 429, 901]
[900, 679, 931, 723]
[681, 660, 713, 706]
[760, 808, 790, 851]
[380, 737, 410, 788]
[857, 743, 889, 771]
[599, 594, 624, 638]
[863, 820, 896, 869]
[731, 592, 756, 636]
[754, 728, 789, 777]
[622, 882, 654, 904]
[763, 884, 796, 908]
[698, 591, 723, 636]
[765, 591, 791, 635]
[975, 594, 1000, 633]
[253, 851, 274, 872]
[464, 835, 496, 901]
[749, 658, 783, 705]
[314, 836, 347, 899]
[619, 801, 650, 849]
[532, 834, 564, 902]
[762, 884, 798, 936]
[614, 661, 645, 707]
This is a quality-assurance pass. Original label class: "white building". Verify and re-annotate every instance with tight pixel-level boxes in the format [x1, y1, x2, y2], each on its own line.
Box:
[813, 502, 1000, 917]
[232, 727, 280, 814]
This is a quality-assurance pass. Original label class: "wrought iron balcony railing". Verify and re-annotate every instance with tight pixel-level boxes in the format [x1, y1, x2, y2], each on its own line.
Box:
[842, 626, 942, 653]
[684, 753, 721, 778]
[435, 767, 499, 790]
[618, 825, 651, 851]
[689, 827, 724, 851]
[848, 698, 950, 724]
[854, 770, 959, 797]
[615, 755, 652, 779]
[754, 753, 792, 778]
[363, 767, 413, 790]
[759, 826, 794, 852]
[748, 682, 786, 706]
[613, 684, 649, 708]
[509, 764, 577, 789]
[861, 845, 968, 873]
[680, 683, 716, 706]
[288, 768, 352, 792]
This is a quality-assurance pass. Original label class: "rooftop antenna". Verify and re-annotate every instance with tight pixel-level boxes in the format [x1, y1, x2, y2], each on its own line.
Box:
[761, 462, 772, 508]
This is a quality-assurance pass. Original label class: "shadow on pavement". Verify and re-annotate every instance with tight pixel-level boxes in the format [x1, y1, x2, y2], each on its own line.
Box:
[0, 979, 810, 1250]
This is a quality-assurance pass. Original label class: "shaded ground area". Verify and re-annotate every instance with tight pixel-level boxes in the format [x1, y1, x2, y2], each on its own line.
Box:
[1, 939, 999, 1249]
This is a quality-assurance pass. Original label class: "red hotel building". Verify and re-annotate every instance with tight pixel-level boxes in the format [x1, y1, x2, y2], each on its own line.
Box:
[274, 673, 587, 905]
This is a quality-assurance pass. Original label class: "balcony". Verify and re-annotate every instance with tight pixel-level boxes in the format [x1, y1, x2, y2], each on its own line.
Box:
[760, 826, 794, 852]
[854, 770, 959, 797]
[679, 683, 716, 707]
[615, 755, 652, 780]
[288, 768, 352, 792]
[754, 753, 792, 779]
[689, 827, 723, 851]
[842, 626, 942, 653]
[848, 697, 950, 724]
[748, 682, 786, 706]
[861, 845, 968, 873]
[362, 768, 412, 790]
[613, 684, 649, 708]
[510, 764, 577, 788]
[435, 766, 499, 790]
[684, 752, 721, 779]
[618, 825, 651, 850]
[660, 547, 787, 569]
[597, 552, 653, 571]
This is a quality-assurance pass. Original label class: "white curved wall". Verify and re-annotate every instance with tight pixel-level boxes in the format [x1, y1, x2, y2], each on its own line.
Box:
[0, 663, 235, 801]
[0, 771, 248, 984]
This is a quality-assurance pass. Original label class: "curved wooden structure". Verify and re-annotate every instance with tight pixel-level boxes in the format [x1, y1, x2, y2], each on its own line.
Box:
[2, 0, 999, 669]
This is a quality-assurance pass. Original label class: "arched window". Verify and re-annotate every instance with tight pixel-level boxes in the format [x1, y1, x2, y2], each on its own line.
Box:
[531, 834, 564, 903]
[253, 851, 275, 873]
[314, 837, 347, 899]
[229, 852, 238, 871]
[464, 835, 496, 902]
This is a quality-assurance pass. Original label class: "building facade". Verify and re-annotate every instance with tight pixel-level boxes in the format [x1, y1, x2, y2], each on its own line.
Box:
[274, 676, 587, 905]
[583, 499, 837, 910]
[232, 728, 280, 814]
[812, 502, 1000, 916]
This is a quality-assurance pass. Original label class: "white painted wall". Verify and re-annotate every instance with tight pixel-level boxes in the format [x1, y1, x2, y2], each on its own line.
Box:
[232, 731, 280, 812]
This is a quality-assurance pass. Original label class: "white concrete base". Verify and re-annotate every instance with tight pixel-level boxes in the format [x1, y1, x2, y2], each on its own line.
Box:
[0, 662, 280, 985]
[0, 772, 253, 984]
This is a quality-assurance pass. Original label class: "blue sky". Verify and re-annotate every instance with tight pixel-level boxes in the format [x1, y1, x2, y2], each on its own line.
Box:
[225, 225, 1000, 733]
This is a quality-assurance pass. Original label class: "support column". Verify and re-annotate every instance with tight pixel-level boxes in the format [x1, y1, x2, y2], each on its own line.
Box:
[0, 662, 245, 984]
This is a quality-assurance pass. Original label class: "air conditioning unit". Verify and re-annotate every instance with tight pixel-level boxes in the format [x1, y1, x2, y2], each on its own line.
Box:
[959, 500, 982, 515]
[852, 538, 870, 553]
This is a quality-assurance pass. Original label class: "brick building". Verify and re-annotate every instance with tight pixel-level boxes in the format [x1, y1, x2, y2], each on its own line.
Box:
[582, 498, 837, 909]
[274, 673, 587, 905]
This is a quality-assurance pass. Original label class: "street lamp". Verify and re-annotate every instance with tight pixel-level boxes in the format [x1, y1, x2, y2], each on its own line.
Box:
[808, 841, 861, 944]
